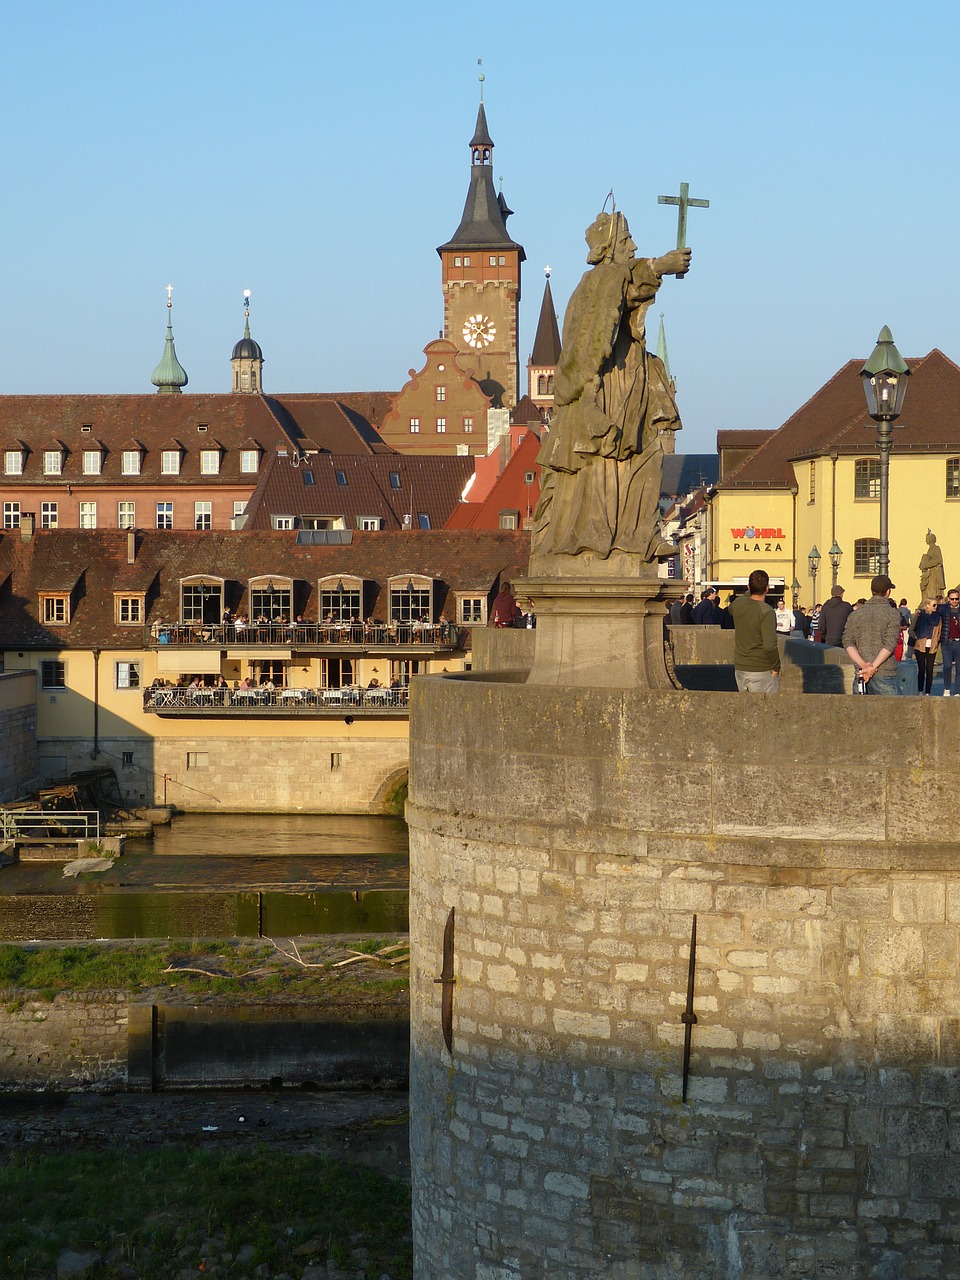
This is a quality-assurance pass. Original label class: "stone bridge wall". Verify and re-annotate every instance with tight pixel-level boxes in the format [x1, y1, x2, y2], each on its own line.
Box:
[408, 677, 960, 1280]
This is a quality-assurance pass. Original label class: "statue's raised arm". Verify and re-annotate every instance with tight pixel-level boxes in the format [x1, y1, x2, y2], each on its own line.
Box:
[530, 209, 689, 577]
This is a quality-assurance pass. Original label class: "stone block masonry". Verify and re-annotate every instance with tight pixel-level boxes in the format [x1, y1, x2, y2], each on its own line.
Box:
[0, 670, 39, 802]
[37, 733, 409, 814]
[408, 679, 960, 1280]
[0, 998, 409, 1091]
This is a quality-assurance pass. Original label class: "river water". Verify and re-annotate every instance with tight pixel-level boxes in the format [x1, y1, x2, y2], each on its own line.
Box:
[0, 812, 411, 939]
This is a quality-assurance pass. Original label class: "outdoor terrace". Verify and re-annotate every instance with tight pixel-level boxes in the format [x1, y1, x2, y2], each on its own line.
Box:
[143, 685, 410, 717]
[146, 621, 460, 652]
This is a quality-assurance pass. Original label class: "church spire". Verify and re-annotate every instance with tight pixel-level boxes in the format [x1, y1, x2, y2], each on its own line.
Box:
[231, 289, 264, 393]
[151, 285, 188, 394]
[528, 267, 561, 412]
[656, 314, 678, 454]
[530, 269, 561, 367]
[656, 313, 675, 389]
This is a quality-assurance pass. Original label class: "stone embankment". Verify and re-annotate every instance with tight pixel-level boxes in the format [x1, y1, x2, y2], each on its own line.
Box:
[0, 992, 408, 1091]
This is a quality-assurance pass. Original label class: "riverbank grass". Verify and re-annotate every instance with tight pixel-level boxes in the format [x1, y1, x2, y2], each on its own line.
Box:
[0, 938, 409, 1005]
[0, 1145, 411, 1278]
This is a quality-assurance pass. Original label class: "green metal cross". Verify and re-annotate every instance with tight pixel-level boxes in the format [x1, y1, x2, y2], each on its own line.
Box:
[658, 182, 709, 279]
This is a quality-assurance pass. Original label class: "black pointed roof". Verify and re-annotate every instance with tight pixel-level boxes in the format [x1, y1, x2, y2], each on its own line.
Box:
[529, 278, 561, 365]
[470, 103, 494, 149]
[438, 107, 525, 255]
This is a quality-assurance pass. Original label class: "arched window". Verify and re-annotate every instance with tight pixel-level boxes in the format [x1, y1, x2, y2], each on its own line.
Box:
[854, 538, 880, 577]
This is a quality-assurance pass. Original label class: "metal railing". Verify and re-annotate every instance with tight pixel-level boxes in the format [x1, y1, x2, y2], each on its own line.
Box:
[146, 621, 461, 649]
[0, 809, 101, 842]
[144, 686, 411, 713]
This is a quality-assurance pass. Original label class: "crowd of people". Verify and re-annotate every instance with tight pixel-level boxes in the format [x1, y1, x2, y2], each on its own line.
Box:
[675, 575, 960, 697]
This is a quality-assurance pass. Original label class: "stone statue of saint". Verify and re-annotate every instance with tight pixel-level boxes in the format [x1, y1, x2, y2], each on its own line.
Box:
[920, 530, 947, 600]
[530, 209, 690, 574]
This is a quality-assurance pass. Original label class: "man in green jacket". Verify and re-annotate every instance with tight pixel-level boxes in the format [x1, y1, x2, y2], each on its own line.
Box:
[728, 569, 781, 694]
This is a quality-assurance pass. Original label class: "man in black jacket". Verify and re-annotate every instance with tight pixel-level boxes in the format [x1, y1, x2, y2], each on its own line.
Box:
[817, 585, 853, 646]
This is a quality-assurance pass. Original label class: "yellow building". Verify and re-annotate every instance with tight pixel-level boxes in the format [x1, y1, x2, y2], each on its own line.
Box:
[0, 527, 529, 812]
[708, 348, 960, 606]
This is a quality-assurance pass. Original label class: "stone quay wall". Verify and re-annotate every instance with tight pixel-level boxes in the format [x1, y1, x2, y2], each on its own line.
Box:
[407, 677, 960, 1280]
[0, 670, 39, 802]
[0, 997, 409, 1091]
[0, 995, 128, 1090]
[38, 734, 409, 814]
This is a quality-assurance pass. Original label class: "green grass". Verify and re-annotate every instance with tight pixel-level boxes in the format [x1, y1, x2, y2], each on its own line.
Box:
[0, 939, 409, 1004]
[0, 1146, 411, 1278]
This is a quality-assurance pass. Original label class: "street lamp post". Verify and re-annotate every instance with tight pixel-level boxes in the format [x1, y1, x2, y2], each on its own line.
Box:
[791, 577, 801, 610]
[828, 540, 843, 588]
[860, 327, 910, 578]
[808, 545, 821, 607]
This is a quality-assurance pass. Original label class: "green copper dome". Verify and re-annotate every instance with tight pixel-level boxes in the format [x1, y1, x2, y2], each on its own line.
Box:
[152, 323, 188, 394]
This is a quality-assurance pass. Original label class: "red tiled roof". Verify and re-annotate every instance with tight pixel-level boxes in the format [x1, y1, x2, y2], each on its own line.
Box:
[0, 395, 291, 486]
[302, 392, 397, 431]
[716, 429, 775, 451]
[0, 528, 531, 649]
[720, 349, 960, 490]
[0, 393, 397, 487]
[243, 452, 474, 532]
[444, 430, 541, 530]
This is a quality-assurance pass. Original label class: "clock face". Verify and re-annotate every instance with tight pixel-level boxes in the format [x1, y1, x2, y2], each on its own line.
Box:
[462, 314, 496, 349]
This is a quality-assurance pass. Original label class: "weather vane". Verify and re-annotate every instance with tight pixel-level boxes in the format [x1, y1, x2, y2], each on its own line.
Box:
[165, 284, 173, 310]
[477, 57, 484, 102]
[243, 288, 251, 320]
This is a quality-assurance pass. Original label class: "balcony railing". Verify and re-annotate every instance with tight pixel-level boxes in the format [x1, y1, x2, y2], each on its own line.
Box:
[143, 685, 411, 716]
[146, 621, 461, 650]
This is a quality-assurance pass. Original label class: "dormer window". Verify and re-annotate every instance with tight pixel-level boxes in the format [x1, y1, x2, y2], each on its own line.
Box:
[240, 448, 260, 474]
[43, 449, 62, 476]
[4, 449, 23, 475]
[180, 576, 224, 624]
[200, 448, 220, 475]
[319, 575, 362, 623]
[161, 449, 181, 475]
[250, 576, 294, 621]
[114, 593, 144, 625]
[40, 593, 70, 625]
[82, 449, 102, 475]
[389, 575, 433, 623]
[121, 449, 141, 476]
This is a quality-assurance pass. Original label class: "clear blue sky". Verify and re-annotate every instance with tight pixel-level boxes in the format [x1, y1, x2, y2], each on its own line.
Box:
[3, 0, 958, 453]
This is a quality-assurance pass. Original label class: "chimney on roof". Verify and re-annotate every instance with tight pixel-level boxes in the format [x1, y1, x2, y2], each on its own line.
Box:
[127, 530, 137, 564]
[20, 512, 35, 543]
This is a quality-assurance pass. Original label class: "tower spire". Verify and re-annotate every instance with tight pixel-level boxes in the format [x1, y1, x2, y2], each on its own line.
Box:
[151, 285, 188, 394]
[231, 288, 264, 393]
[528, 267, 561, 414]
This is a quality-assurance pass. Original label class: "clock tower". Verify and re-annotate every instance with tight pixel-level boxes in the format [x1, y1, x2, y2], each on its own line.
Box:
[437, 103, 525, 409]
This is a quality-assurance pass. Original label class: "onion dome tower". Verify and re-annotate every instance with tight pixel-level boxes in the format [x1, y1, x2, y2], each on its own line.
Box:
[231, 289, 264, 393]
[150, 285, 188, 394]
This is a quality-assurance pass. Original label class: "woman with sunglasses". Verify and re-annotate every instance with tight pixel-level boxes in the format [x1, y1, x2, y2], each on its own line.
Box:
[912, 598, 942, 696]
